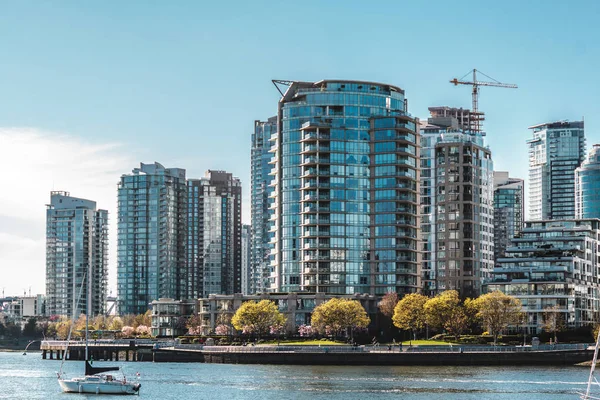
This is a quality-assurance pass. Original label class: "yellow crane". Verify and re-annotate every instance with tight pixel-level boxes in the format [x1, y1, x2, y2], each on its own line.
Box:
[450, 69, 517, 133]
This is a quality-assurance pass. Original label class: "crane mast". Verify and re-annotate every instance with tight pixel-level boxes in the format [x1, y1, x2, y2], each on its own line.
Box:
[450, 69, 518, 133]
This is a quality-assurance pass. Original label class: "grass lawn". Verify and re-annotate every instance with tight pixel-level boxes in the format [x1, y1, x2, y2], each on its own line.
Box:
[398, 340, 455, 346]
[260, 340, 345, 346]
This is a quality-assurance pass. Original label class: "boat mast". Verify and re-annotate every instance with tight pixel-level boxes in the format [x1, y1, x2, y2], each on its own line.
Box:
[585, 328, 600, 398]
[85, 236, 90, 362]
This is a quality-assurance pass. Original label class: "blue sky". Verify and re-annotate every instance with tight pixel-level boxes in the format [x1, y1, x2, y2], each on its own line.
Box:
[1, 0, 599, 295]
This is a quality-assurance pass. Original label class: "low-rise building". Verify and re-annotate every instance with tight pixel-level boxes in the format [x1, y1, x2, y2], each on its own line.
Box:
[150, 298, 195, 337]
[196, 292, 379, 335]
[484, 219, 600, 333]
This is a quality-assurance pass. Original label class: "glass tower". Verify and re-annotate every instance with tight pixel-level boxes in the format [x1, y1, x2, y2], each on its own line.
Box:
[528, 121, 586, 220]
[45, 191, 108, 317]
[186, 170, 242, 298]
[269, 80, 420, 296]
[117, 162, 187, 315]
[250, 117, 277, 294]
[493, 171, 524, 263]
[241, 224, 251, 295]
[576, 144, 600, 219]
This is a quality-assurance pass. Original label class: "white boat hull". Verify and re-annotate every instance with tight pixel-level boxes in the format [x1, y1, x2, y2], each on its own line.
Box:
[58, 377, 140, 395]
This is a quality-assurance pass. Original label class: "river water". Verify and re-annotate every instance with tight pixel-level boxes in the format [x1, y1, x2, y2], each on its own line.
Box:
[0, 351, 595, 399]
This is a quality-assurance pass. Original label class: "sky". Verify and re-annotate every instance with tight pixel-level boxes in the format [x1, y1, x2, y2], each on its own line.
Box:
[0, 0, 599, 297]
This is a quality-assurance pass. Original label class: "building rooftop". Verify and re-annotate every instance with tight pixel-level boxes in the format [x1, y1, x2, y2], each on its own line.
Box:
[528, 120, 584, 130]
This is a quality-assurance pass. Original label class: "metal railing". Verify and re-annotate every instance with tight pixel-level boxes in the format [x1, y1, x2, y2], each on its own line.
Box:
[170, 343, 590, 354]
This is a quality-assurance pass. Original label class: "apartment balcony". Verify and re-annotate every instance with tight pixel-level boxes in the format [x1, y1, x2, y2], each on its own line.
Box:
[300, 193, 318, 202]
[300, 132, 330, 142]
[301, 145, 318, 155]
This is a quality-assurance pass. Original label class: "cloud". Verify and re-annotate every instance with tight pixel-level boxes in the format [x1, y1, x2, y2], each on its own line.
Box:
[0, 128, 137, 297]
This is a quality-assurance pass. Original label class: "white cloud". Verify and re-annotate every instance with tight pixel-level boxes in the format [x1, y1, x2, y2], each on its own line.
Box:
[0, 128, 137, 297]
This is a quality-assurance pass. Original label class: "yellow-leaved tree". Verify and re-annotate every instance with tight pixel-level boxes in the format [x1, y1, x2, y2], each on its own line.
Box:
[231, 300, 286, 337]
[472, 291, 523, 345]
[424, 290, 468, 340]
[392, 293, 428, 340]
[311, 298, 370, 338]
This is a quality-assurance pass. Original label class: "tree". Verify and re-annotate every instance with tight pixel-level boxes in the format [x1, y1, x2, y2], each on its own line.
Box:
[231, 300, 286, 337]
[424, 290, 468, 340]
[134, 310, 152, 328]
[298, 324, 314, 337]
[121, 326, 135, 337]
[73, 314, 87, 339]
[135, 325, 151, 337]
[472, 291, 523, 345]
[93, 315, 108, 331]
[4, 322, 22, 338]
[463, 297, 480, 333]
[186, 314, 204, 335]
[215, 325, 230, 335]
[392, 293, 428, 340]
[542, 305, 565, 344]
[108, 316, 124, 331]
[379, 292, 399, 318]
[22, 317, 39, 338]
[55, 319, 72, 340]
[311, 298, 370, 338]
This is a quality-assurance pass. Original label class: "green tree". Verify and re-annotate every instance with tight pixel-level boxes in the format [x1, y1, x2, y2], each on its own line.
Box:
[542, 305, 565, 344]
[463, 297, 479, 333]
[231, 300, 286, 337]
[22, 317, 38, 338]
[392, 293, 428, 340]
[311, 298, 370, 338]
[472, 291, 523, 345]
[4, 322, 21, 338]
[424, 290, 468, 340]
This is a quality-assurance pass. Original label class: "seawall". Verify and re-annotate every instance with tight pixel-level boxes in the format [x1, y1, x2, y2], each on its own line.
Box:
[152, 346, 593, 366]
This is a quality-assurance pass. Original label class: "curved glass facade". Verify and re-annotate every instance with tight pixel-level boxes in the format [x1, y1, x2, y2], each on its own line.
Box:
[576, 144, 600, 219]
[270, 80, 419, 295]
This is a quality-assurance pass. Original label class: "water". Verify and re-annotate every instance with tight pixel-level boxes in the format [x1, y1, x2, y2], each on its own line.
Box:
[0, 351, 595, 399]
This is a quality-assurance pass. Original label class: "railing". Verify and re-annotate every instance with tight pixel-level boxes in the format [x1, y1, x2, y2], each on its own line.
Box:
[169, 343, 590, 354]
[41, 339, 171, 349]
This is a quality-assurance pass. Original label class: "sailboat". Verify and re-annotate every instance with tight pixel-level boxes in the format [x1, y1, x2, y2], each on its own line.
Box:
[56, 253, 140, 395]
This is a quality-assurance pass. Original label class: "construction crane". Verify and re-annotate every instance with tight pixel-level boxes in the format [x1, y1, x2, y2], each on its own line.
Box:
[450, 69, 517, 133]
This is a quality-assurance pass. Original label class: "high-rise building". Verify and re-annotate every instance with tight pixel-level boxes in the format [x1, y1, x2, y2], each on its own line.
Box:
[250, 117, 277, 294]
[46, 191, 108, 317]
[117, 162, 187, 315]
[493, 171, 524, 263]
[187, 170, 242, 298]
[485, 219, 600, 333]
[527, 121, 586, 220]
[576, 144, 600, 219]
[269, 79, 420, 296]
[241, 224, 251, 295]
[420, 108, 494, 298]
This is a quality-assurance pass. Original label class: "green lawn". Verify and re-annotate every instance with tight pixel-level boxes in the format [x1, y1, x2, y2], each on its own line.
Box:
[398, 340, 455, 346]
[260, 340, 345, 346]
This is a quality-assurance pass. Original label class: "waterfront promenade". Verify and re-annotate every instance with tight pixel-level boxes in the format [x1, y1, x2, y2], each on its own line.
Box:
[40, 340, 593, 366]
